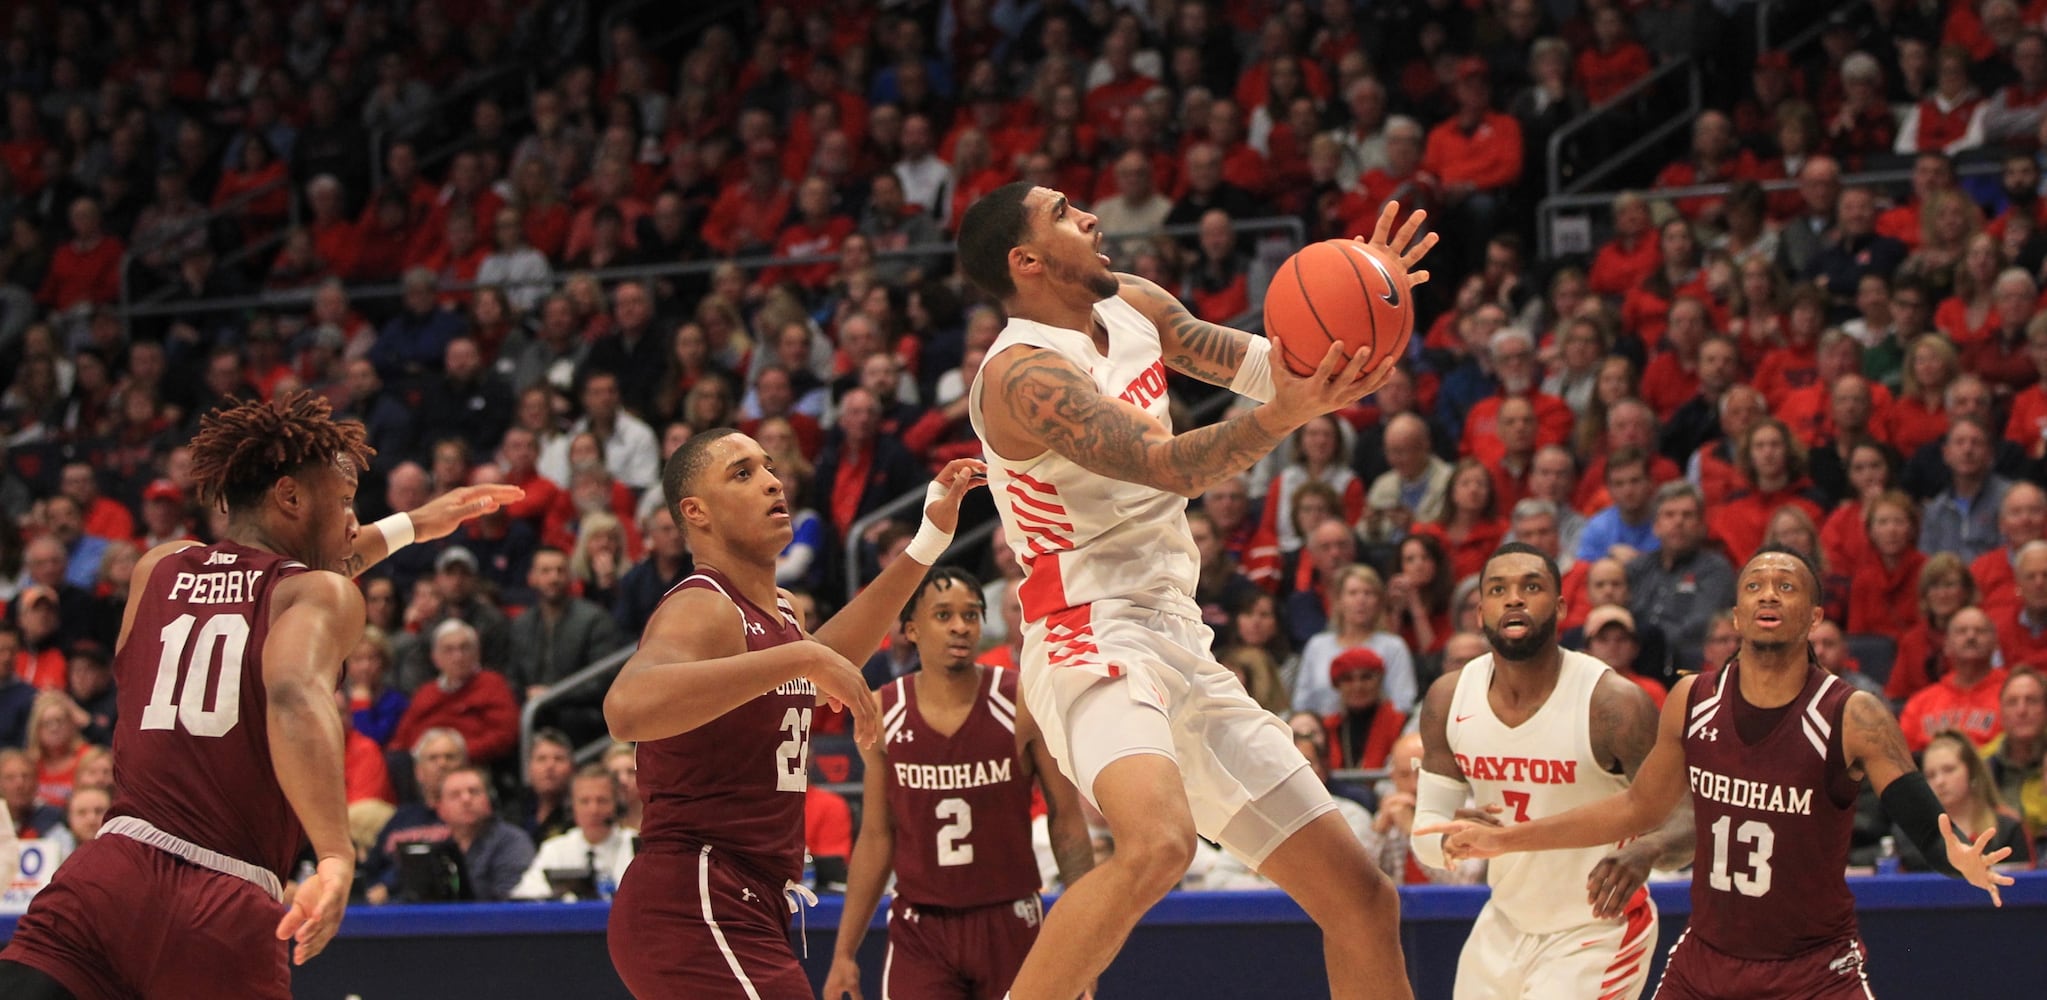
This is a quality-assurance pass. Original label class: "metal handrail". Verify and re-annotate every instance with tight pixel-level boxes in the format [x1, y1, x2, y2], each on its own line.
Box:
[114, 215, 1308, 321]
[518, 643, 636, 769]
[1547, 56, 1698, 199]
[1535, 159, 2002, 255]
[1760, 0, 1869, 57]
[369, 63, 532, 190]
[1561, 61, 1701, 198]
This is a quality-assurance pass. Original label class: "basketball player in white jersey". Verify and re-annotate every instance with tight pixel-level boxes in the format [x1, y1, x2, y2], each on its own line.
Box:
[1413, 543, 1694, 999]
[957, 184, 1435, 1000]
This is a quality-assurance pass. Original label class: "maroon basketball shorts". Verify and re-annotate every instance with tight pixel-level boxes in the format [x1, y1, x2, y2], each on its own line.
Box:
[1654, 930, 1875, 1000]
[882, 894, 1042, 1000]
[608, 844, 812, 1000]
[1, 834, 291, 1000]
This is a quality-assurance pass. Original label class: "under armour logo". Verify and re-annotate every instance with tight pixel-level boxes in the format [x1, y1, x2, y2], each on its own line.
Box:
[1699, 728, 1718, 742]
[744, 620, 767, 636]
[741, 888, 757, 902]
[892, 729, 916, 744]
[1013, 899, 1041, 928]
[903, 906, 920, 923]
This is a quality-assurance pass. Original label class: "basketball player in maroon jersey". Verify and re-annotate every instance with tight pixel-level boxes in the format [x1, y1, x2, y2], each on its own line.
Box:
[823, 567, 1097, 1000]
[604, 428, 983, 999]
[1423, 546, 2015, 999]
[0, 394, 518, 1000]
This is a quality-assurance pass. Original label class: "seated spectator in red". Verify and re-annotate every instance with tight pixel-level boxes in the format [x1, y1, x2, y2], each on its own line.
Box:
[1183, 209, 1252, 322]
[1900, 45, 1987, 157]
[1413, 459, 1508, 583]
[369, 139, 440, 229]
[36, 197, 123, 312]
[1782, 335, 1891, 450]
[363, 193, 431, 281]
[1902, 607, 2008, 753]
[1583, 604, 1666, 710]
[1320, 647, 1405, 770]
[1460, 329, 1572, 462]
[1997, 541, 2047, 669]
[1479, 397, 1541, 510]
[389, 619, 520, 766]
[1654, 111, 1754, 226]
[1708, 419, 1827, 564]
[1621, 221, 1711, 350]
[1937, 232, 2004, 345]
[1965, 269, 2044, 398]
[424, 150, 506, 247]
[1421, 60, 1524, 238]
[1875, 153, 1957, 251]
[945, 129, 1012, 234]
[1888, 554, 1976, 703]
[1824, 53, 1897, 164]
[755, 177, 855, 292]
[1972, 482, 2047, 622]
[1883, 334, 1963, 457]
[305, 174, 361, 279]
[1749, 102, 1824, 222]
[1639, 295, 1711, 420]
[1732, 52, 1798, 152]
[1576, 400, 1682, 513]
[1753, 286, 1828, 409]
[1085, 29, 1158, 135]
[1843, 490, 1929, 641]
[508, 159, 572, 260]
[211, 132, 290, 244]
[1575, 6, 1653, 105]
[814, 386, 925, 546]
[2002, 322, 2047, 456]
[54, 463, 130, 545]
[702, 141, 792, 257]
[1588, 191, 1660, 298]
[0, 94, 48, 195]
[1687, 386, 1769, 508]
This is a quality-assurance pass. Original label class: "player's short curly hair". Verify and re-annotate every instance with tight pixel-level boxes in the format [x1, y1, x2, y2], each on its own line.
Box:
[187, 393, 373, 514]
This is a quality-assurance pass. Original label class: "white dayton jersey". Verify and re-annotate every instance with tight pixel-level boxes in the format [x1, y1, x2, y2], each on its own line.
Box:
[967, 294, 1203, 668]
[1445, 649, 1636, 935]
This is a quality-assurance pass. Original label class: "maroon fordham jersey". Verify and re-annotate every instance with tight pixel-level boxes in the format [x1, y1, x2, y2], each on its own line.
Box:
[880, 668, 1041, 907]
[635, 568, 815, 882]
[107, 541, 310, 878]
[1682, 659, 1861, 959]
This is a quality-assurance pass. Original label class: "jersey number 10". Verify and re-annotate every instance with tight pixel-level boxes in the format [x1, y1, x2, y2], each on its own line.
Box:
[140, 613, 251, 738]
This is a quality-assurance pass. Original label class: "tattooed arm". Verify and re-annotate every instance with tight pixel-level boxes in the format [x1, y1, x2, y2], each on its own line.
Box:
[1584, 672, 1695, 917]
[1117, 274, 1255, 388]
[1846, 689, 2016, 901]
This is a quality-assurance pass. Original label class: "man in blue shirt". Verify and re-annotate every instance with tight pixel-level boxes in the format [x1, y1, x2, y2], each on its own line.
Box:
[1921, 416, 2012, 564]
[1576, 448, 1661, 566]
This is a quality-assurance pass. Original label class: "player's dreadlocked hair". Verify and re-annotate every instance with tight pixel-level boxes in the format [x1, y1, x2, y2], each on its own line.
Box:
[188, 393, 374, 513]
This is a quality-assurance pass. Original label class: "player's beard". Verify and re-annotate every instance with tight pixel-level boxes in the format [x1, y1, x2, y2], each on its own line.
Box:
[1483, 611, 1559, 662]
[1051, 250, 1119, 299]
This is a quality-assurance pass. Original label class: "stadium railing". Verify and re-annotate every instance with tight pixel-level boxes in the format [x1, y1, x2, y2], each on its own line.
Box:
[115, 171, 300, 312]
[1546, 55, 1702, 201]
[518, 644, 636, 767]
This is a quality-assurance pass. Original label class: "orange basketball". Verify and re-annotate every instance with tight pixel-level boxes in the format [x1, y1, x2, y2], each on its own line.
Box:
[1263, 238, 1414, 376]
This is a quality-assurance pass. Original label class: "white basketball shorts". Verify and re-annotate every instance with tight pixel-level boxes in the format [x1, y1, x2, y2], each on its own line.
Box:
[1454, 893, 1659, 1000]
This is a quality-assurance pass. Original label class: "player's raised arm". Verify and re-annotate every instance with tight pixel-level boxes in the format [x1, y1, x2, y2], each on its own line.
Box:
[809, 460, 985, 668]
[1118, 203, 1438, 395]
[824, 698, 896, 1000]
[342, 482, 525, 577]
[1422, 676, 1698, 861]
[263, 571, 365, 966]
[1584, 672, 1696, 918]
[1843, 689, 2018, 905]
[604, 590, 851, 743]
[983, 341, 1385, 499]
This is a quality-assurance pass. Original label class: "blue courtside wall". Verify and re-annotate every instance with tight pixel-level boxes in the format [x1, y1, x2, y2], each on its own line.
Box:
[4, 873, 2040, 998]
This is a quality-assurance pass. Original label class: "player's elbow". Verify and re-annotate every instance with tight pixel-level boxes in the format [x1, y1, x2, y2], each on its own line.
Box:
[603, 685, 648, 743]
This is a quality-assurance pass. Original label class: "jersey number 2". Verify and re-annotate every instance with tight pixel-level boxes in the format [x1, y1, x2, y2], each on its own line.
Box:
[935, 797, 974, 867]
[1707, 815, 1775, 897]
[140, 613, 251, 738]
[776, 708, 812, 792]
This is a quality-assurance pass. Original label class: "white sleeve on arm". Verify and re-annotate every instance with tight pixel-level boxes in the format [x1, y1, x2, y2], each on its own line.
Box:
[1229, 335, 1276, 403]
[1410, 770, 1471, 871]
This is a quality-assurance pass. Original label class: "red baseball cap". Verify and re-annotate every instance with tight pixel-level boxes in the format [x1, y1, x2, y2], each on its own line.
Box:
[1455, 57, 1489, 83]
[1330, 647, 1387, 684]
[143, 479, 184, 505]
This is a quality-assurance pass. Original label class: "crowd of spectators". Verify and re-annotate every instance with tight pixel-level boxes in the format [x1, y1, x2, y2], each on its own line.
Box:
[0, 0, 2043, 905]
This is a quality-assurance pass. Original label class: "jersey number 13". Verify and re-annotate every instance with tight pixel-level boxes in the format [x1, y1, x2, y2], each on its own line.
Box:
[1707, 815, 1776, 897]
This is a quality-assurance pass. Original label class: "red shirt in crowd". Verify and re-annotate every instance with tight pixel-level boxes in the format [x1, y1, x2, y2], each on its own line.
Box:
[37, 235, 125, 310]
[1845, 549, 1928, 641]
[1588, 231, 1661, 297]
[1421, 112, 1524, 193]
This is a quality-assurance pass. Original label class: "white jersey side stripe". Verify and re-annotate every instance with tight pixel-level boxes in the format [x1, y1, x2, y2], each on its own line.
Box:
[698, 845, 763, 1000]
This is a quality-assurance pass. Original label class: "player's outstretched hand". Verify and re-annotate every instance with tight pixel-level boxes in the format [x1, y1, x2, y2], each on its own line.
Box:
[806, 642, 883, 747]
[1414, 819, 1511, 863]
[1940, 812, 2018, 906]
[407, 483, 526, 541]
[1585, 843, 1654, 920]
[276, 855, 352, 965]
[922, 458, 988, 535]
[1356, 201, 1439, 289]
[1272, 343, 1395, 422]
[821, 955, 863, 999]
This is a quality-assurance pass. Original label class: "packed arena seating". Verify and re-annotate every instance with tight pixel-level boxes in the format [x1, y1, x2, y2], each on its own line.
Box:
[0, 0, 2040, 930]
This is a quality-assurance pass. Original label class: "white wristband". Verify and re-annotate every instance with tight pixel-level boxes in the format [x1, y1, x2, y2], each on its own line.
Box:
[1229, 335, 1277, 403]
[902, 482, 955, 565]
[374, 512, 415, 551]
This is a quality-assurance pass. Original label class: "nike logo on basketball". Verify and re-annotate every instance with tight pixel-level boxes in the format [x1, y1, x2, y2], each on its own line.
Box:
[1347, 243, 1402, 307]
